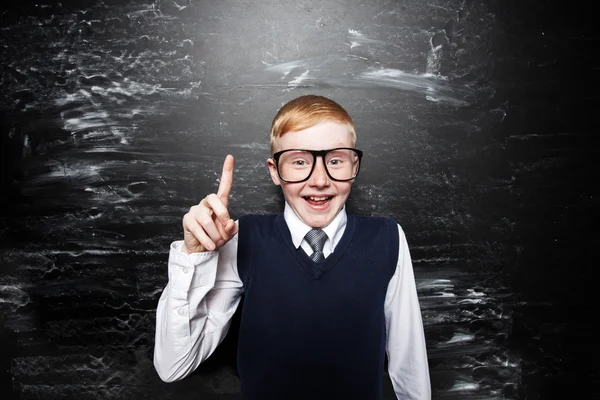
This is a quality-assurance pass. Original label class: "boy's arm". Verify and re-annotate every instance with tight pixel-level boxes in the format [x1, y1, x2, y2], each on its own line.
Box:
[153, 227, 243, 382]
[385, 224, 432, 400]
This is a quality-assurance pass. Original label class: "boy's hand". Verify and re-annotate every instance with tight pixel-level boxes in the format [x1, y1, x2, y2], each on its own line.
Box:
[182, 155, 238, 254]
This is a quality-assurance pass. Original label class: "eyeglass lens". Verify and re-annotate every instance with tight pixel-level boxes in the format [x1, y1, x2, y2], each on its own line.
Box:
[278, 149, 360, 182]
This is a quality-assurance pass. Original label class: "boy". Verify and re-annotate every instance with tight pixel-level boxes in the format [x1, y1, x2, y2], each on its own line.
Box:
[154, 95, 431, 399]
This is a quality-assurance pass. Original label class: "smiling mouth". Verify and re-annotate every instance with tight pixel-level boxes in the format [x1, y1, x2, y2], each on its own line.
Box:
[303, 196, 333, 206]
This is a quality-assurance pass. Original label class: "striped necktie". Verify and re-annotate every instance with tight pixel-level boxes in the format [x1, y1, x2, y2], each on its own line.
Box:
[305, 228, 327, 263]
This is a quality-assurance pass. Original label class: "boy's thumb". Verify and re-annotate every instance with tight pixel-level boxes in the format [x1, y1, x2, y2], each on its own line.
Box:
[229, 220, 239, 236]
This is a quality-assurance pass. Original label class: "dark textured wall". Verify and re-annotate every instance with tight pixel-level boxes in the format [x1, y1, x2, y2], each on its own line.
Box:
[1, 1, 597, 399]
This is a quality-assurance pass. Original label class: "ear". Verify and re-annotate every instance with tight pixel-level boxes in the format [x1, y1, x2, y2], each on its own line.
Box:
[267, 158, 281, 186]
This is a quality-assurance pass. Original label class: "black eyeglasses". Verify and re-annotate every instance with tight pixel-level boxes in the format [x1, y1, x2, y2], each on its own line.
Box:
[272, 148, 363, 183]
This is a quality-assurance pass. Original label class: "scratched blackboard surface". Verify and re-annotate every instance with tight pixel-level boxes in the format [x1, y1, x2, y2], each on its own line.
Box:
[0, 0, 597, 399]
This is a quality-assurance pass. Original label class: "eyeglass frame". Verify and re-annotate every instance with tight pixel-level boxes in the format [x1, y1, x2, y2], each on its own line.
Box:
[271, 147, 364, 183]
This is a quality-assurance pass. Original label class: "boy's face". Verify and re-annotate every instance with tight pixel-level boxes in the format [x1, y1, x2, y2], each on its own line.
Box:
[267, 121, 355, 229]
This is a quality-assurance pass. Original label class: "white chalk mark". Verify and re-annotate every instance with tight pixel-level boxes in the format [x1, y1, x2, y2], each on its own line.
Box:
[354, 68, 469, 105]
[446, 333, 475, 345]
[347, 29, 385, 48]
[288, 70, 310, 88]
[265, 59, 311, 77]
[419, 278, 453, 290]
[263, 56, 470, 105]
[448, 382, 480, 392]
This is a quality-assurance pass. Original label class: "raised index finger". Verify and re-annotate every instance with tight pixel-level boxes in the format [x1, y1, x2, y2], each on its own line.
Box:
[217, 154, 234, 207]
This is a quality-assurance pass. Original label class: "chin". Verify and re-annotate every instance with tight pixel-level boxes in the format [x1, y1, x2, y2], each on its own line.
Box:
[288, 194, 348, 228]
[301, 210, 337, 229]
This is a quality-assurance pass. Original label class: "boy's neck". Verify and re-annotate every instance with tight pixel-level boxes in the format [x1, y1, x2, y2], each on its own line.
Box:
[283, 202, 347, 249]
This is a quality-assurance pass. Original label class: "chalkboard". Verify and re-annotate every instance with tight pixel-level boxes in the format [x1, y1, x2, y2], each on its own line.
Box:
[1, 1, 597, 399]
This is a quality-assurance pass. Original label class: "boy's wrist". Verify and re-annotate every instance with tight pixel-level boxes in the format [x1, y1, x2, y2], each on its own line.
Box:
[181, 243, 190, 254]
[181, 241, 212, 255]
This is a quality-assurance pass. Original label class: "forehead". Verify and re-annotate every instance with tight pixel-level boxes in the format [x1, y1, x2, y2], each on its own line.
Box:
[273, 121, 354, 151]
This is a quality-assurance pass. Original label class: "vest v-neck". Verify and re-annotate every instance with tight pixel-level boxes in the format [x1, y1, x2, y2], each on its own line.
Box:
[275, 213, 357, 280]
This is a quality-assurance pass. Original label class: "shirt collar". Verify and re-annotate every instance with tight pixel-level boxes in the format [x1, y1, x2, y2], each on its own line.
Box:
[284, 202, 347, 249]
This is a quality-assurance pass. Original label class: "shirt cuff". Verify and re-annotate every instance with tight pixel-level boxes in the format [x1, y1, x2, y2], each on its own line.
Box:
[168, 240, 218, 295]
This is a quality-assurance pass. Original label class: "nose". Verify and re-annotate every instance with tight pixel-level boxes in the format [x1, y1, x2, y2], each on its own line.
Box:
[308, 157, 330, 187]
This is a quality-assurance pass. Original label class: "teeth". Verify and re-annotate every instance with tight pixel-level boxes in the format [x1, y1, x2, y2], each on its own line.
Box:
[309, 196, 329, 201]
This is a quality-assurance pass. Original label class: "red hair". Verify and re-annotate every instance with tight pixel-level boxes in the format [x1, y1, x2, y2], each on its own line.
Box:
[270, 95, 356, 153]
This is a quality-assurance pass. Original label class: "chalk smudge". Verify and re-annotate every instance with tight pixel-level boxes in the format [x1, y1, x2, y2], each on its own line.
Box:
[347, 29, 385, 49]
[354, 68, 470, 106]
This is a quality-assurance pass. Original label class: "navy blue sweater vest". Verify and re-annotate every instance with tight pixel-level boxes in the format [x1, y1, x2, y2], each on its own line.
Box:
[236, 213, 399, 400]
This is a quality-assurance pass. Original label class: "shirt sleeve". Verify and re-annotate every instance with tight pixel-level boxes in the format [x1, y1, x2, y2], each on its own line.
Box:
[385, 224, 432, 399]
[153, 225, 243, 382]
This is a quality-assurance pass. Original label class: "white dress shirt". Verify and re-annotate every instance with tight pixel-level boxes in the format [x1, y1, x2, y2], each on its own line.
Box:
[154, 203, 431, 399]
